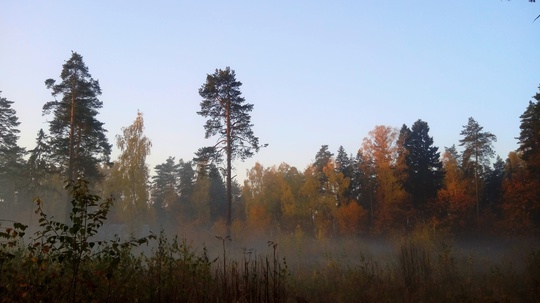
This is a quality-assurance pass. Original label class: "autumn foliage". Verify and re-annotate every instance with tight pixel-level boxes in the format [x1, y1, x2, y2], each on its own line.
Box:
[2, 58, 540, 241]
[334, 201, 367, 236]
[238, 92, 540, 238]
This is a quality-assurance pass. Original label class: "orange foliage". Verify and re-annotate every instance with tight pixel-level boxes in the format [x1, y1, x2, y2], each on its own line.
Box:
[500, 152, 540, 234]
[501, 178, 539, 233]
[334, 201, 367, 236]
[360, 125, 409, 234]
[434, 187, 475, 230]
[361, 125, 398, 165]
[246, 204, 272, 233]
[432, 149, 475, 231]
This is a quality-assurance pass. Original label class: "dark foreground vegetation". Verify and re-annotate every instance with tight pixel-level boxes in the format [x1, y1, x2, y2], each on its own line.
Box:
[1, 179, 539, 303]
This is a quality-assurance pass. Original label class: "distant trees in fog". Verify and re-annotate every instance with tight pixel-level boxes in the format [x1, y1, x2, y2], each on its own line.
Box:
[0, 52, 539, 238]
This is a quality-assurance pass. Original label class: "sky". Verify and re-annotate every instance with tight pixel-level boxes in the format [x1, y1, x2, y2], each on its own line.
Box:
[1, 1, 539, 182]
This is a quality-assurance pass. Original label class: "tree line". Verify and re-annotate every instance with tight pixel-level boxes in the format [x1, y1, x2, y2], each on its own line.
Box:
[0, 52, 539, 238]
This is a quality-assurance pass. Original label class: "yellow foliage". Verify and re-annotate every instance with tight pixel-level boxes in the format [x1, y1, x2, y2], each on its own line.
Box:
[433, 149, 476, 230]
[246, 204, 271, 232]
[334, 201, 367, 236]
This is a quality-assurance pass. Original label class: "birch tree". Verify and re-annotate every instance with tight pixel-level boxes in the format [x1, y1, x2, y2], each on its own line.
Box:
[108, 111, 152, 233]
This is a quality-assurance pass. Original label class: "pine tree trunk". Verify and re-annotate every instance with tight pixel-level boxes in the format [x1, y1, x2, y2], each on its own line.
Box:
[66, 84, 76, 223]
[68, 85, 76, 181]
[226, 99, 232, 236]
[475, 144, 480, 229]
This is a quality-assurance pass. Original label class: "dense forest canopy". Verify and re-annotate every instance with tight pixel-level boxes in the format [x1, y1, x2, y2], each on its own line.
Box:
[0, 52, 539, 237]
[0, 1, 539, 238]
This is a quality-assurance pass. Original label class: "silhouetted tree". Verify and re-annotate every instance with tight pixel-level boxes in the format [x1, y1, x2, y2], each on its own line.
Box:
[313, 145, 334, 192]
[192, 147, 227, 223]
[0, 92, 26, 210]
[518, 85, 540, 179]
[177, 159, 195, 216]
[198, 67, 265, 233]
[43, 52, 111, 182]
[459, 117, 497, 228]
[515, 85, 540, 229]
[395, 124, 411, 190]
[335, 146, 353, 201]
[28, 129, 54, 190]
[151, 157, 180, 228]
[404, 120, 444, 218]
[483, 156, 505, 215]
[350, 152, 375, 224]
[335, 146, 352, 177]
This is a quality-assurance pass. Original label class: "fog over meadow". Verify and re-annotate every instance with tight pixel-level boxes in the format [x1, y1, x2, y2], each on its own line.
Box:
[1, 2, 539, 302]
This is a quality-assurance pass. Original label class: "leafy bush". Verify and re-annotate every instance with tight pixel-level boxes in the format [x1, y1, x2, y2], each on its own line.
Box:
[1, 179, 154, 302]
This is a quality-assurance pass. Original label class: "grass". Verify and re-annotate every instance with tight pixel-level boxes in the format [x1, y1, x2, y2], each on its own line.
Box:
[283, 232, 540, 303]
[1, 182, 539, 302]
[1, 228, 540, 302]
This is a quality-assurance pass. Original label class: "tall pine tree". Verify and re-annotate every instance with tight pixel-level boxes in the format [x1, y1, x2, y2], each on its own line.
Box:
[198, 67, 265, 233]
[515, 85, 540, 230]
[459, 117, 497, 228]
[0, 92, 26, 207]
[518, 85, 540, 179]
[43, 52, 111, 182]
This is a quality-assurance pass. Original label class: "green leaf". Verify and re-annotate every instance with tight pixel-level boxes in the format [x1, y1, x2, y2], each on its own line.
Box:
[13, 222, 28, 231]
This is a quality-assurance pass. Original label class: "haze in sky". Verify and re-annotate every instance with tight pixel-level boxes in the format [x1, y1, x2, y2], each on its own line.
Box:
[1, 1, 539, 181]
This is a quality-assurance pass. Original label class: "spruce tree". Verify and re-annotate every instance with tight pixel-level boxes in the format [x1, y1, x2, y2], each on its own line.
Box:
[404, 120, 444, 216]
[335, 146, 353, 201]
[151, 157, 181, 227]
[313, 145, 334, 192]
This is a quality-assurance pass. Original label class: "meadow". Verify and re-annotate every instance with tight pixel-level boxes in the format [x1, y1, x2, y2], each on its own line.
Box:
[1, 180, 539, 303]
[2, 226, 539, 302]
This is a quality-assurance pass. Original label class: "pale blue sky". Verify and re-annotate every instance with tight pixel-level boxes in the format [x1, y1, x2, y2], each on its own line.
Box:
[1, 1, 539, 181]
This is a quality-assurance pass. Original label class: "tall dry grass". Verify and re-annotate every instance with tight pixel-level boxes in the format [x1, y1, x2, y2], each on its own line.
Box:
[2, 218, 539, 302]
